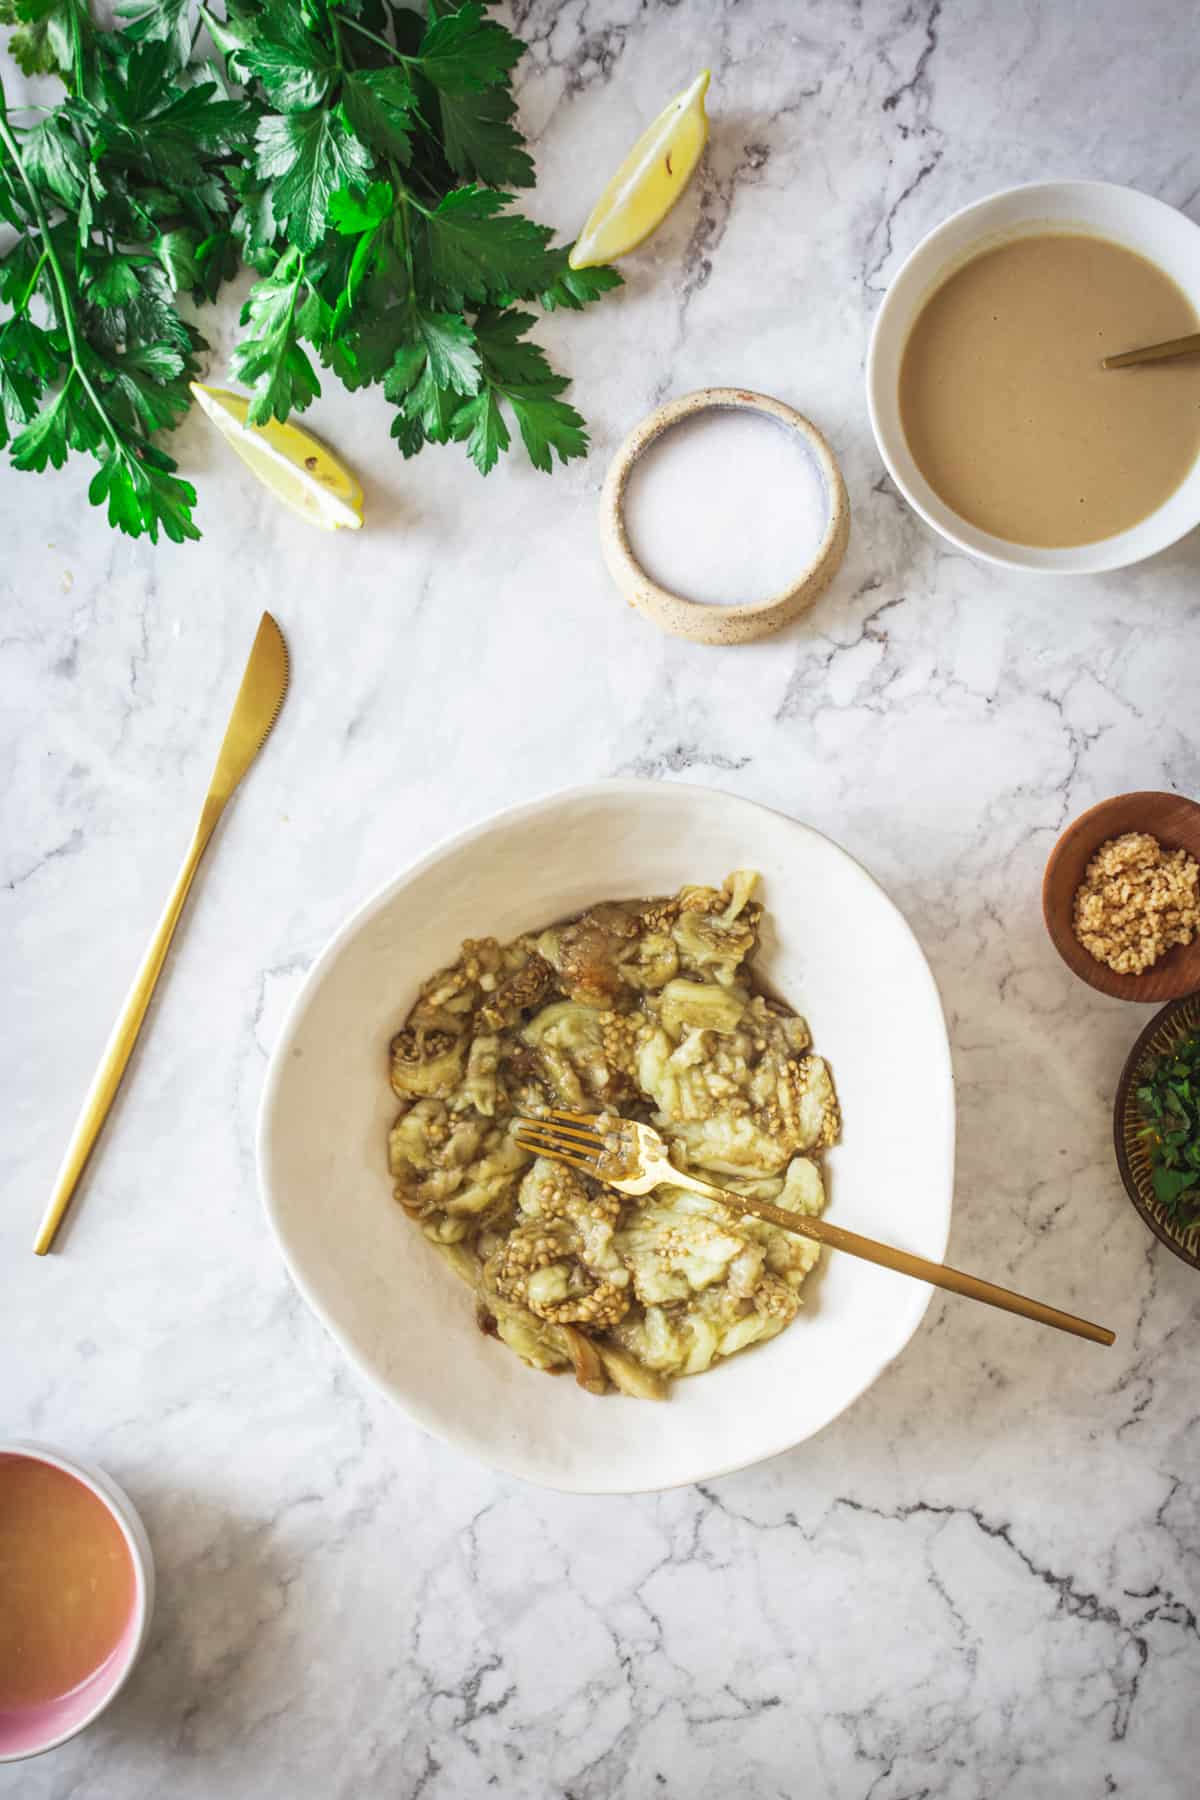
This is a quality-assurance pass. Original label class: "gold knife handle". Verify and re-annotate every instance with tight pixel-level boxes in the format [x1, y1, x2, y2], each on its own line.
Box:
[33, 798, 223, 1255]
[675, 1171, 1115, 1347]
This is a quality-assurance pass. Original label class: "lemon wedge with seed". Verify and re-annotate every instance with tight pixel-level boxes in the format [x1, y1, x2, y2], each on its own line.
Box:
[569, 70, 711, 270]
[189, 383, 363, 531]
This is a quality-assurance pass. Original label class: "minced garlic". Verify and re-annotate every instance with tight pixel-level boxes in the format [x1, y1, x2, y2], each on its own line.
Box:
[1072, 831, 1200, 975]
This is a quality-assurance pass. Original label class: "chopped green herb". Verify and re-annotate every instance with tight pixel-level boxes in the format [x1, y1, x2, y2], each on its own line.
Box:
[1136, 1028, 1200, 1230]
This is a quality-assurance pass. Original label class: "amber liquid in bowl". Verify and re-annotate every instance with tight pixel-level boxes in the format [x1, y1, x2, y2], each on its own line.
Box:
[0, 1455, 135, 1709]
[899, 232, 1200, 547]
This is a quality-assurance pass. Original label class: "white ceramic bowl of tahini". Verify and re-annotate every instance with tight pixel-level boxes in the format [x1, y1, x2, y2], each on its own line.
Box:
[866, 179, 1200, 574]
[257, 781, 955, 1493]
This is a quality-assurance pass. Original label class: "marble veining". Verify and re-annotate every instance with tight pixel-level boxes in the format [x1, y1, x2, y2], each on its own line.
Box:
[2, 1, 1198, 1795]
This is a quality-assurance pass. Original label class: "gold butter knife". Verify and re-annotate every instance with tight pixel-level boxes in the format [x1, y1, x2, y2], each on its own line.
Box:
[33, 612, 290, 1255]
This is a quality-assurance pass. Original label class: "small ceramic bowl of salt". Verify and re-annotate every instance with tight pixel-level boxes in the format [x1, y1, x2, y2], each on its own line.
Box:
[599, 388, 849, 645]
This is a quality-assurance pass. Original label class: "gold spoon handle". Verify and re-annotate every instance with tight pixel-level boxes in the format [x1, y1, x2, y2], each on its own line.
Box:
[32, 801, 223, 1255]
[1101, 330, 1200, 369]
[672, 1171, 1115, 1347]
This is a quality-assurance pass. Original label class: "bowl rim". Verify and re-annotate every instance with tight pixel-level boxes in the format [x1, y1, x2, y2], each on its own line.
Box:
[1112, 992, 1200, 1271]
[0, 1441, 155, 1762]
[256, 777, 957, 1493]
[865, 178, 1200, 574]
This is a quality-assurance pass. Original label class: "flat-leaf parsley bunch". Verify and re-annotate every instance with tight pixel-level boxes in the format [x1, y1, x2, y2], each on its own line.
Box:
[0, 1, 621, 541]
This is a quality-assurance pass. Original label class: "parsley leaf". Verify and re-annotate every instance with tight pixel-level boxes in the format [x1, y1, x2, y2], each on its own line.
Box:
[449, 386, 508, 473]
[380, 308, 480, 458]
[403, 357, 460, 442]
[89, 448, 200, 543]
[22, 115, 87, 208]
[331, 302, 409, 388]
[230, 164, 279, 267]
[381, 340, 426, 401]
[255, 108, 374, 250]
[102, 342, 193, 435]
[156, 227, 201, 293]
[415, 311, 481, 394]
[504, 387, 587, 471]
[116, 0, 194, 69]
[341, 67, 416, 164]
[389, 408, 425, 458]
[418, 186, 556, 306]
[382, 307, 482, 458]
[472, 306, 560, 387]
[472, 308, 589, 472]
[81, 262, 195, 357]
[234, 5, 336, 113]
[418, 4, 524, 97]
[328, 180, 393, 235]
[10, 381, 73, 471]
[537, 252, 623, 312]
[0, 0, 86, 80]
[86, 254, 143, 309]
[233, 251, 324, 420]
[438, 84, 535, 189]
[0, 352, 39, 447]
[2, 317, 62, 382]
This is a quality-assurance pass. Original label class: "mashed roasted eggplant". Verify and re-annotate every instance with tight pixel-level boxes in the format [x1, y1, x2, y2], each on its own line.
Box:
[386, 872, 839, 1399]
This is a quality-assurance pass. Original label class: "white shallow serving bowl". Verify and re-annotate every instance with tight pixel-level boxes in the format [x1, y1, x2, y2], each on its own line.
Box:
[258, 781, 955, 1494]
[867, 180, 1200, 574]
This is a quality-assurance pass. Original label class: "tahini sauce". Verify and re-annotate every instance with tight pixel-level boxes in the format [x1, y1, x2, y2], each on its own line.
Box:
[899, 232, 1200, 546]
[0, 1455, 135, 1709]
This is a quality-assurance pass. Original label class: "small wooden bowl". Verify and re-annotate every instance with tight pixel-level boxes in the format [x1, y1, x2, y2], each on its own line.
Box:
[1114, 992, 1200, 1269]
[1043, 791, 1200, 1000]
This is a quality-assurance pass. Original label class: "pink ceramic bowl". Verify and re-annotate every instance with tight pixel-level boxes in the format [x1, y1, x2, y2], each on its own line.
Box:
[0, 1442, 155, 1762]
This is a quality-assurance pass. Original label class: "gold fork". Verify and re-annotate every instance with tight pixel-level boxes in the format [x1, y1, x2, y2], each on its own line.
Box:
[514, 1110, 1115, 1348]
[32, 612, 290, 1255]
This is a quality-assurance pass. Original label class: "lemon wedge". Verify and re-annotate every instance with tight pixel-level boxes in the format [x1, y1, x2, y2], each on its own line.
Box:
[189, 383, 363, 530]
[569, 71, 710, 271]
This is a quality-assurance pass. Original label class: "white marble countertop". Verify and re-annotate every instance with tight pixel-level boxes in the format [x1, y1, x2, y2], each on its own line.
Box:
[3, 1, 1199, 1794]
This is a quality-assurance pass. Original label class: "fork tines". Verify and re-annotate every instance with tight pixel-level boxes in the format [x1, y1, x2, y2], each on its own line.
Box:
[513, 1110, 608, 1175]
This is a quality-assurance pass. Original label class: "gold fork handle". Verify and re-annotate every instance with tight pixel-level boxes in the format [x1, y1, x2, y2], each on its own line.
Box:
[32, 799, 223, 1255]
[672, 1170, 1115, 1347]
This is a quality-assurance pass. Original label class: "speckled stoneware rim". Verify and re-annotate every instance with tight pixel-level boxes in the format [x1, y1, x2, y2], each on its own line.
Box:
[599, 387, 850, 645]
[1113, 992, 1200, 1271]
[0, 1441, 155, 1762]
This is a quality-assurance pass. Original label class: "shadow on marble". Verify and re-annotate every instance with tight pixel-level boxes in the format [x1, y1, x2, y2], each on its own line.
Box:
[1133, 524, 1200, 583]
[76, 1487, 312, 1763]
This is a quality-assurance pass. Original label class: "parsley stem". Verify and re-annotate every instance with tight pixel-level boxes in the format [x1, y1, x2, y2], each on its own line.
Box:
[388, 159, 420, 313]
[338, 14, 414, 64]
[69, 1, 84, 96]
[15, 246, 49, 315]
[0, 92, 123, 457]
